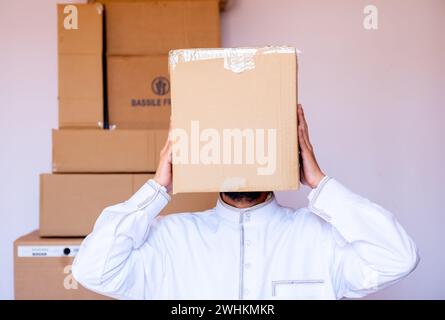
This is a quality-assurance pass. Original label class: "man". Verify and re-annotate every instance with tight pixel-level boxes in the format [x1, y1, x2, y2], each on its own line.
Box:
[72, 105, 419, 300]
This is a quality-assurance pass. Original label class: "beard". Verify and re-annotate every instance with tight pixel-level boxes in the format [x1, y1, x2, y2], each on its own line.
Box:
[222, 192, 266, 202]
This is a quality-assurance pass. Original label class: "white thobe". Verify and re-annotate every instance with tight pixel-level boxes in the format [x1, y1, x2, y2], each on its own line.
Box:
[72, 177, 419, 300]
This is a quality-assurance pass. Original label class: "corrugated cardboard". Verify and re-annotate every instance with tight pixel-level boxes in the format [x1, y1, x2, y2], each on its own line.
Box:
[88, 0, 228, 11]
[57, 3, 104, 128]
[58, 4, 102, 55]
[106, 1, 220, 55]
[52, 129, 168, 173]
[107, 55, 171, 129]
[14, 231, 108, 300]
[59, 97, 104, 128]
[40, 173, 218, 237]
[169, 47, 299, 193]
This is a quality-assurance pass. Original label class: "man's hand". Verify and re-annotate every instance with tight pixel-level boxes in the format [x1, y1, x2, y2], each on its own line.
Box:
[154, 135, 172, 192]
[297, 104, 326, 189]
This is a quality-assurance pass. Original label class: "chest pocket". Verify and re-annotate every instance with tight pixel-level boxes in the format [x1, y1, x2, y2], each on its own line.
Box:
[272, 280, 325, 299]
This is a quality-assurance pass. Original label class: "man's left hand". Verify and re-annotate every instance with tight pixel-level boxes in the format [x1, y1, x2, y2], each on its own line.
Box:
[297, 104, 326, 189]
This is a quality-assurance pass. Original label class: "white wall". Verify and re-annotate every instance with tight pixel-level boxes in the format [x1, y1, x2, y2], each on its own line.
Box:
[0, 0, 81, 300]
[1, 0, 444, 299]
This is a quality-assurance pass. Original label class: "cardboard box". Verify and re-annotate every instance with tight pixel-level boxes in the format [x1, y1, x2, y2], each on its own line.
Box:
[58, 3, 103, 54]
[14, 231, 108, 300]
[40, 173, 218, 236]
[57, 3, 104, 128]
[107, 55, 171, 129]
[52, 129, 167, 173]
[89, 0, 228, 11]
[59, 97, 104, 128]
[106, 1, 220, 55]
[169, 47, 299, 193]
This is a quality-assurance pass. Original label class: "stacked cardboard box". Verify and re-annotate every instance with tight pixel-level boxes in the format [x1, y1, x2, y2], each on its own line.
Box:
[14, 231, 108, 300]
[14, 1, 222, 300]
[57, 3, 104, 128]
[39, 173, 218, 237]
[106, 1, 220, 129]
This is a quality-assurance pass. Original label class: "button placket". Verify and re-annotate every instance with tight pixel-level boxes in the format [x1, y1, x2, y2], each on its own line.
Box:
[242, 220, 255, 299]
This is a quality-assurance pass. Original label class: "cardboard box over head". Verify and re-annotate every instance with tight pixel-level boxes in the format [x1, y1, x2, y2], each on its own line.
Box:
[169, 47, 299, 193]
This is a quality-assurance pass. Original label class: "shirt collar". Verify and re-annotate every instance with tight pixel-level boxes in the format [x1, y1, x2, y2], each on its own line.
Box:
[215, 192, 279, 224]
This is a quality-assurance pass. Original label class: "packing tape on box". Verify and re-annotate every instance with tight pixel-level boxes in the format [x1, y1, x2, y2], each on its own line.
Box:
[95, 3, 104, 14]
[169, 46, 300, 74]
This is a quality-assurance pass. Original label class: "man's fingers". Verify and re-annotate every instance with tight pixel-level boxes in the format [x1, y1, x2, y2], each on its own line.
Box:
[161, 130, 173, 154]
[160, 118, 174, 154]
[299, 106, 308, 132]
[297, 104, 304, 126]
[297, 105, 306, 148]
[161, 121, 173, 165]
[166, 139, 173, 164]
[298, 124, 310, 153]
[297, 107, 309, 151]
[297, 105, 308, 129]
[298, 105, 313, 150]
[302, 124, 312, 151]
[297, 105, 309, 139]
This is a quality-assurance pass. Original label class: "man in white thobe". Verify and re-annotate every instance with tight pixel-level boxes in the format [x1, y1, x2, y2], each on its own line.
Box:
[72, 105, 419, 300]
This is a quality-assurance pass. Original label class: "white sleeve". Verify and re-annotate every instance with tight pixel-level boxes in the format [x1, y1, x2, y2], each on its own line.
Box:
[308, 177, 420, 298]
[72, 179, 170, 300]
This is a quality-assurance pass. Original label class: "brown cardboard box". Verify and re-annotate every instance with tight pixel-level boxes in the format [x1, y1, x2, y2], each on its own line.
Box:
[58, 4, 102, 54]
[52, 129, 167, 173]
[40, 173, 218, 236]
[107, 55, 171, 129]
[106, 1, 220, 55]
[57, 3, 104, 128]
[59, 97, 103, 128]
[14, 231, 108, 300]
[89, 0, 228, 11]
[169, 47, 299, 193]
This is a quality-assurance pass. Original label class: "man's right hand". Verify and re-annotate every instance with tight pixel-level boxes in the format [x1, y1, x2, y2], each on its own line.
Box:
[154, 135, 172, 192]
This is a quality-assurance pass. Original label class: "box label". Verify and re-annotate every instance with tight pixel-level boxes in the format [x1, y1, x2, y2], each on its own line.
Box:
[131, 98, 171, 107]
[18, 245, 80, 257]
[131, 76, 171, 107]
